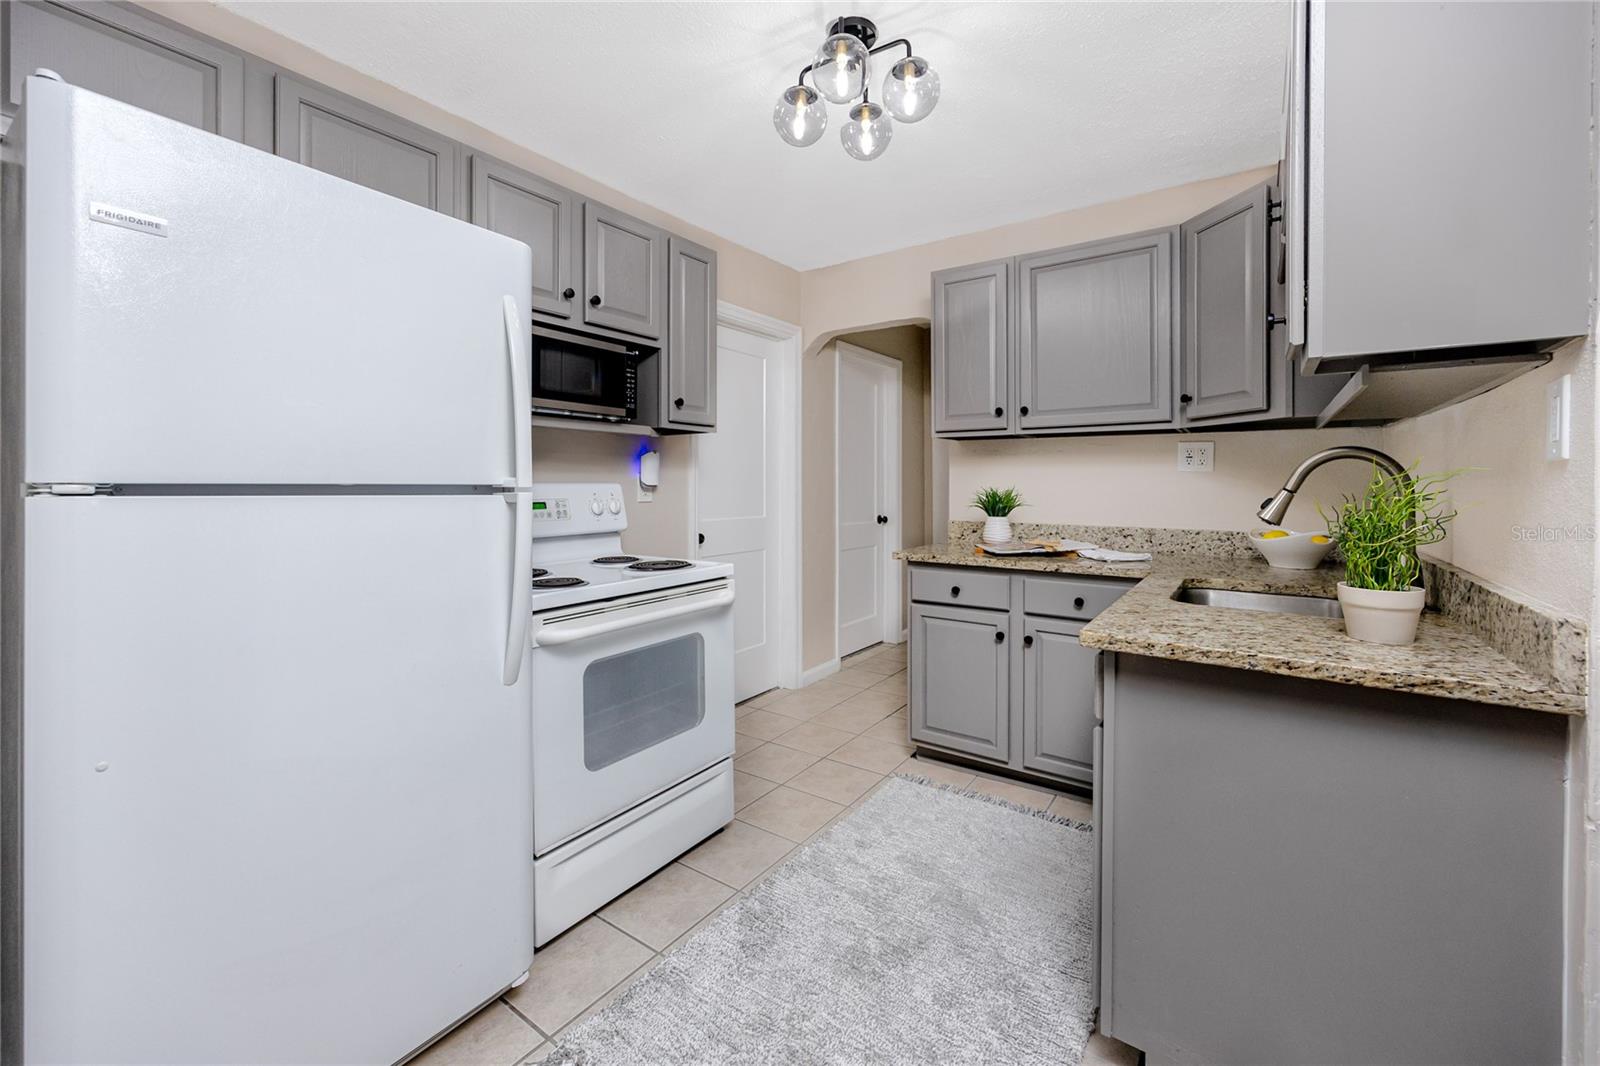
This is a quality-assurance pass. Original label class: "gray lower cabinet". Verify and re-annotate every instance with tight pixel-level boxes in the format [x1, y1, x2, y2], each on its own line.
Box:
[908, 601, 1009, 762]
[662, 236, 716, 429]
[468, 154, 577, 319]
[1016, 230, 1175, 430]
[1178, 184, 1269, 422]
[582, 201, 666, 340]
[1099, 653, 1566, 1065]
[1020, 618, 1097, 779]
[931, 260, 1010, 434]
[2, 0, 243, 139]
[274, 75, 456, 213]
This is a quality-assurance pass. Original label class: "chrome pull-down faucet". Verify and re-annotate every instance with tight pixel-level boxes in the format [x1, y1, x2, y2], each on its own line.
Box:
[1257, 446, 1411, 526]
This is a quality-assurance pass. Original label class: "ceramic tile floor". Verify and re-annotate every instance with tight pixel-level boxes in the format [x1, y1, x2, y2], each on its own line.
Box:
[413, 642, 1136, 1066]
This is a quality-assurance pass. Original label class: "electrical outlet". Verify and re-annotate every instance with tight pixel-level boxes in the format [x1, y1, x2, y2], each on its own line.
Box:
[1546, 374, 1571, 461]
[636, 484, 654, 502]
[1177, 440, 1214, 472]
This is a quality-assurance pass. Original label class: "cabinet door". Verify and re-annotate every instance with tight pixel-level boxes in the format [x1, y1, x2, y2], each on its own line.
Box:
[908, 602, 1009, 762]
[1017, 230, 1175, 429]
[1179, 184, 1270, 423]
[2, 0, 242, 139]
[931, 260, 1010, 434]
[274, 75, 456, 212]
[583, 201, 667, 339]
[1021, 617, 1098, 780]
[665, 236, 717, 428]
[468, 154, 577, 318]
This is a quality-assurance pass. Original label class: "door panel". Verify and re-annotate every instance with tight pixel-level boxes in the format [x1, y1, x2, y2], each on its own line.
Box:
[22, 80, 532, 485]
[1018, 230, 1175, 429]
[583, 201, 666, 338]
[21, 493, 532, 1065]
[667, 236, 717, 427]
[1022, 617, 1098, 780]
[1181, 184, 1270, 422]
[909, 602, 1009, 761]
[932, 260, 1010, 433]
[696, 327, 776, 700]
[470, 154, 577, 318]
[836, 351, 884, 656]
[3, 0, 243, 139]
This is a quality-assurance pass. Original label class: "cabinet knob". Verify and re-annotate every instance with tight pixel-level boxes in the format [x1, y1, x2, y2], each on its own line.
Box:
[1023, 634, 1034, 648]
[995, 631, 1006, 644]
[877, 514, 888, 525]
[950, 586, 961, 598]
[994, 406, 1003, 418]
[1074, 596, 1085, 610]
[1180, 393, 1193, 404]
[674, 397, 685, 408]
[590, 294, 602, 307]
[562, 287, 576, 299]
[1019, 405, 1029, 417]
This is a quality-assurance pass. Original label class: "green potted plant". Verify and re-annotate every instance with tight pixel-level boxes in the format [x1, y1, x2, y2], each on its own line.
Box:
[972, 486, 1025, 545]
[1322, 465, 1457, 645]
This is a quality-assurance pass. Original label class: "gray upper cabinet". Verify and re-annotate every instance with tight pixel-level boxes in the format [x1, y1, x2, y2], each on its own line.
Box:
[1017, 230, 1174, 430]
[1021, 617, 1098, 780]
[2, 1, 243, 139]
[583, 201, 666, 340]
[665, 236, 717, 429]
[931, 260, 1010, 434]
[909, 601, 1009, 762]
[469, 154, 577, 319]
[1179, 183, 1270, 422]
[274, 75, 456, 213]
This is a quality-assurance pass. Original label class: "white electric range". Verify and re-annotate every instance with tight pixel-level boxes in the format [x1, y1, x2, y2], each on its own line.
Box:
[525, 482, 735, 945]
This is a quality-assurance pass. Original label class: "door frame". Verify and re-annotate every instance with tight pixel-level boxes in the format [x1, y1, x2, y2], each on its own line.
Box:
[834, 341, 903, 653]
[686, 302, 802, 692]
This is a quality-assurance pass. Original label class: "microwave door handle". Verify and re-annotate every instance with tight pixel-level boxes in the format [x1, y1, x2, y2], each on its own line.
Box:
[503, 294, 532, 489]
[531, 586, 735, 648]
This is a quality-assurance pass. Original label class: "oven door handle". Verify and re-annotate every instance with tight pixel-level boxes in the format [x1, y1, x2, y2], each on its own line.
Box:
[531, 586, 734, 648]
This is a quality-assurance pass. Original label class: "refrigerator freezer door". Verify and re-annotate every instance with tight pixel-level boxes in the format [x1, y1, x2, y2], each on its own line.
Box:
[21, 494, 533, 1064]
[19, 77, 533, 486]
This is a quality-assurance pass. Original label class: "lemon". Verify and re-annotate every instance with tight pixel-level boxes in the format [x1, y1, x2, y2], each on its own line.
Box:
[1310, 535, 1330, 544]
[1259, 530, 1290, 540]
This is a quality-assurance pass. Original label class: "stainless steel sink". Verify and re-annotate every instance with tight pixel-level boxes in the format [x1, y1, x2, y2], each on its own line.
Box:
[1173, 586, 1344, 618]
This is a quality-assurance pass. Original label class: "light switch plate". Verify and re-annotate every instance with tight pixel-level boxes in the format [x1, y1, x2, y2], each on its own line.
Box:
[1177, 441, 1214, 472]
[1546, 374, 1571, 461]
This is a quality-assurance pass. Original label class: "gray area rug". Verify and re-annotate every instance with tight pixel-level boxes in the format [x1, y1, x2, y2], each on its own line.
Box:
[547, 775, 1097, 1065]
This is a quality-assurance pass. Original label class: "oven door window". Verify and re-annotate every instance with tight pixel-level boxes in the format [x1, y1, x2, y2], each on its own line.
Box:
[583, 633, 706, 771]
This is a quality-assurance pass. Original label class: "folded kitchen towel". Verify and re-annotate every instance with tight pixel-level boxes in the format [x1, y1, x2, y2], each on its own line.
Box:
[1077, 547, 1154, 563]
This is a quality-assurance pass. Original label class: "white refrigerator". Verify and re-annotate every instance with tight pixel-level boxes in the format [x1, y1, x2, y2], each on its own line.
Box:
[2, 76, 536, 1063]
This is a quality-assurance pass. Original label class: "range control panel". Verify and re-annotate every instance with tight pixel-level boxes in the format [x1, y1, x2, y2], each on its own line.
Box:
[527, 482, 627, 537]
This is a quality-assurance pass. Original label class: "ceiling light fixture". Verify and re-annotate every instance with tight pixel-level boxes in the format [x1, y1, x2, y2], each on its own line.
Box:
[771, 15, 940, 161]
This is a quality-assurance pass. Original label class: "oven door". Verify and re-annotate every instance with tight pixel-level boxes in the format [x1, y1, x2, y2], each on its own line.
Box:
[529, 579, 734, 854]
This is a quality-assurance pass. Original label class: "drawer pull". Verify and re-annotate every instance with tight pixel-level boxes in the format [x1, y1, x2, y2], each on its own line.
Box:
[1023, 634, 1034, 648]
[951, 585, 961, 598]
[1074, 596, 1085, 610]
[994, 631, 1005, 644]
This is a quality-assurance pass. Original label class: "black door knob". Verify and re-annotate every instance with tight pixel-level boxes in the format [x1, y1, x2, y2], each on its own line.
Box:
[1023, 634, 1034, 648]
[589, 294, 602, 306]
[950, 586, 961, 598]
[697, 533, 705, 545]
[995, 631, 1005, 644]
[994, 406, 1003, 417]
[1180, 393, 1193, 404]
[562, 287, 576, 299]
[674, 397, 685, 408]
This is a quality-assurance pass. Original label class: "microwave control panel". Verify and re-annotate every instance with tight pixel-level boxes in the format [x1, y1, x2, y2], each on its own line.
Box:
[528, 482, 627, 537]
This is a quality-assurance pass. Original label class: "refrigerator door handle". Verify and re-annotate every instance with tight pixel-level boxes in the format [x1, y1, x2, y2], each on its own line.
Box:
[503, 294, 532, 489]
[503, 489, 532, 684]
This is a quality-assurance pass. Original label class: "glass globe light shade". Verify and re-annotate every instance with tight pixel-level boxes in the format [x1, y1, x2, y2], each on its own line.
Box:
[840, 100, 892, 161]
[772, 84, 827, 147]
[812, 32, 868, 104]
[882, 56, 941, 123]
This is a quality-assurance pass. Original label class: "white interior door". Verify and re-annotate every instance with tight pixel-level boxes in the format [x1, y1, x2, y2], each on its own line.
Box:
[695, 325, 781, 701]
[836, 346, 900, 658]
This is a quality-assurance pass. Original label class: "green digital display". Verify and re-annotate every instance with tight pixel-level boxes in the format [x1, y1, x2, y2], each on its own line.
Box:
[531, 501, 547, 511]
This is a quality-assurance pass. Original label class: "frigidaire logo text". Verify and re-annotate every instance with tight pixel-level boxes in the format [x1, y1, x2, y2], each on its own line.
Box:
[87, 201, 169, 237]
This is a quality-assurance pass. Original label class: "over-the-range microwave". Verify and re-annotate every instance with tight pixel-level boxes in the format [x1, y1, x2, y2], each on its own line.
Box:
[530, 324, 644, 423]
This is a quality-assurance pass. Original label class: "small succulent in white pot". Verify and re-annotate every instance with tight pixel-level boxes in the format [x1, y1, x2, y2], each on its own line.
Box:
[972, 486, 1025, 545]
[1321, 465, 1457, 645]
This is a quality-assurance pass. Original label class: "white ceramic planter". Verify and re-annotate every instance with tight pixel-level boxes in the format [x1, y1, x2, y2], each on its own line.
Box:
[982, 515, 1014, 545]
[1336, 582, 1425, 645]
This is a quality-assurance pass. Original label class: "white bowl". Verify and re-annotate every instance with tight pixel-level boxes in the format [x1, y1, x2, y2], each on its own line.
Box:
[1249, 529, 1335, 570]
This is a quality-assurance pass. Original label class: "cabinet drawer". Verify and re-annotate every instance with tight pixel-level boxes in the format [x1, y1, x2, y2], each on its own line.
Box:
[1022, 575, 1131, 620]
[910, 567, 1010, 611]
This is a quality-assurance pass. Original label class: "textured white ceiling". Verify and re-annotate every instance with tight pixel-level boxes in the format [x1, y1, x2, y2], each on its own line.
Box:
[220, 1, 1289, 270]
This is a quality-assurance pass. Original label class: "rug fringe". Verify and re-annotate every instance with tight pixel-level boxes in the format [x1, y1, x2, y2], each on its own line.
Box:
[890, 772, 1094, 831]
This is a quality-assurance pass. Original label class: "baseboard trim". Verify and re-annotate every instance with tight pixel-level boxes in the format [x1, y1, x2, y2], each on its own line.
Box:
[799, 658, 841, 688]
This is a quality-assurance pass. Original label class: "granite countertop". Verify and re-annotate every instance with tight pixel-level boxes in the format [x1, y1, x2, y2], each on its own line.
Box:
[895, 543, 1586, 716]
